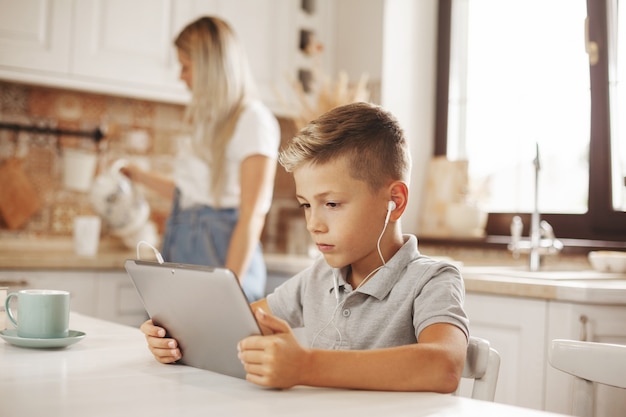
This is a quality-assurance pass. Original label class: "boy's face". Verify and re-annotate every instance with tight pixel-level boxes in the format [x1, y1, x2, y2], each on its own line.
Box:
[293, 156, 390, 270]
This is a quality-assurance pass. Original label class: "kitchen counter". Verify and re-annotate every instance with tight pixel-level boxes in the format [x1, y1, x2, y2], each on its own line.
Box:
[0, 237, 152, 270]
[264, 254, 626, 306]
[461, 266, 626, 305]
[2, 238, 625, 305]
[0, 312, 568, 417]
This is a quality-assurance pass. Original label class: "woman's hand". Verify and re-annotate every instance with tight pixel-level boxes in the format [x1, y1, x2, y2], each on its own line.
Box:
[140, 319, 182, 364]
[119, 164, 141, 181]
[237, 308, 310, 389]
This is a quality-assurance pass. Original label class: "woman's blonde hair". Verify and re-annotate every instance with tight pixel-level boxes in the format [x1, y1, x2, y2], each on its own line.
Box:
[175, 16, 256, 205]
[279, 102, 411, 192]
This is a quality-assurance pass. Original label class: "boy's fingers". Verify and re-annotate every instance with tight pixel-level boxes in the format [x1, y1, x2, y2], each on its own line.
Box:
[147, 337, 181, 363]
[146, 335, 177, 349]
[140, 319, 166, 337]
[255, 308, 290, 334]
[152, 347, 181, 364]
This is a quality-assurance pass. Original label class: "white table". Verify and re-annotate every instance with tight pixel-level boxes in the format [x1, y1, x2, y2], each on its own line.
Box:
[0, 313, 566, 417]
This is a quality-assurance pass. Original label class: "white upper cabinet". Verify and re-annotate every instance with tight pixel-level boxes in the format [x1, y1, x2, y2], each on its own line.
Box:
[175, 0, 297, 112]
[0, 0, 72, 73]
[72, 0, 187, 99]
[0, 0, 324, 109]
[0, 0, 189, 103]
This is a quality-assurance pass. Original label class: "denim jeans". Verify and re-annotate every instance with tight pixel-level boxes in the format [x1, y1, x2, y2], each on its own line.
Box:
[161, 189, 267, 302]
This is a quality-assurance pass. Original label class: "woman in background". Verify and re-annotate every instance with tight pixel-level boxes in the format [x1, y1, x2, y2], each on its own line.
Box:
[122, 16, 280, 302]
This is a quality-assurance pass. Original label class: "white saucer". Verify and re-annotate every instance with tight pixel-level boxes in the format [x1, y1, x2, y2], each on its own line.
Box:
[0, 329, 86, 349]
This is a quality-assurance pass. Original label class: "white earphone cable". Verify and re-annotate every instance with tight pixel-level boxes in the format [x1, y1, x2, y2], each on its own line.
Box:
[312, 202, 393, 348]
[310, 297, 346, 348]
[358, 209, 390, 290]
[136, 240, 164, 264]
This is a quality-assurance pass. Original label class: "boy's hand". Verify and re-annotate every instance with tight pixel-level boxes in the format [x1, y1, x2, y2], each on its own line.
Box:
[140, 319, 182, 364]
[237, 309, 310, 389]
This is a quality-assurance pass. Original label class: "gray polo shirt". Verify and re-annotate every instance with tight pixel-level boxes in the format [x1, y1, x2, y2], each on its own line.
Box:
[267, 234, 469, 350]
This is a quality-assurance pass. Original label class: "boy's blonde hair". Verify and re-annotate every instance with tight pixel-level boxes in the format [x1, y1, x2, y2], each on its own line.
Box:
[279, 102, 411, 191]
[175, 16, 256, 205]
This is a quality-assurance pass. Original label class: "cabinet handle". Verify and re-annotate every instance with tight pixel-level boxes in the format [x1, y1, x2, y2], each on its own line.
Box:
[579, 314, 589, 341]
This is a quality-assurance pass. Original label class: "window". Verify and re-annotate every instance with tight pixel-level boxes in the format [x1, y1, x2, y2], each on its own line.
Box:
[611, 0, 626, 211]
[436, 0, 626, 243]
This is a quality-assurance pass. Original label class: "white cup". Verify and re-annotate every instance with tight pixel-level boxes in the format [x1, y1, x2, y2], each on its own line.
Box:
[73, 215, 101, 256]
[63, 148, 98, 192]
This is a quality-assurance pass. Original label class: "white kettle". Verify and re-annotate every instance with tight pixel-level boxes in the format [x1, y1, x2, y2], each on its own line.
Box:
[89, 160, 157, 249]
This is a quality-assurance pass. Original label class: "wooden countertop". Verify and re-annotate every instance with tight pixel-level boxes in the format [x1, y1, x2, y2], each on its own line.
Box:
[0, 237, 145, 270]
[1, 239, 625, 305]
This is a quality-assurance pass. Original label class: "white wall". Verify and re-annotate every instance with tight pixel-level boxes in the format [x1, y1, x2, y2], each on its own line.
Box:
[329, 0, 438, 235]
[381, 0, 438, 235]
[333, 0, 384, 81]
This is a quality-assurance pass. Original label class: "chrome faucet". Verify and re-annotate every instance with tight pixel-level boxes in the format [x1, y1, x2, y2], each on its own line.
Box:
[508, 143, 563, 271]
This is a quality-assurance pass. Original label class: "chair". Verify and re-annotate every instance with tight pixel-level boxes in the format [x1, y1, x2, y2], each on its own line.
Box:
[456, 336, 501, 402]
[548, 339, 626, 417]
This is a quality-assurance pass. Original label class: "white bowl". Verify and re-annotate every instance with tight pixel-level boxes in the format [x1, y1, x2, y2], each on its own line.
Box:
[445, 203, 487, 238]
[588, 251, 626, 273]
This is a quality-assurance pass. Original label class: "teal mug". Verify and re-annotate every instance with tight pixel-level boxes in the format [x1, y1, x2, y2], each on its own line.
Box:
[5, 289, 70, 339]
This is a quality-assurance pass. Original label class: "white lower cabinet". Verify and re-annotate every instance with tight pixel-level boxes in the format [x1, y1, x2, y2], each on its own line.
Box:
[460, 293, 548, 409]
[463, 292, 626, 417]
[0, 270, 99, 318]
[94, 272, 147, 327]
[545, 302, 626, 417]
[0, 270, 146, 328]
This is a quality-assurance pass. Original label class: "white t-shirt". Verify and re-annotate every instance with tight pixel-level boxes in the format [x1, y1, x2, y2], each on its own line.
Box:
[174, 100, 280, 212]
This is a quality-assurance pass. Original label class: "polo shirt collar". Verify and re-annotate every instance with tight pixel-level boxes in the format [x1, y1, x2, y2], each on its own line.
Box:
[328, 235, 418, 300]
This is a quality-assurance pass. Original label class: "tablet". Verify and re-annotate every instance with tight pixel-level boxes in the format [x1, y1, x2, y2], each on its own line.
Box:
[124, 259, 261, 379]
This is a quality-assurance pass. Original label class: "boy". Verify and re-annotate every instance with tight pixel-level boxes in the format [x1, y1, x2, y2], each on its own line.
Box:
[140, 102, 470, 392]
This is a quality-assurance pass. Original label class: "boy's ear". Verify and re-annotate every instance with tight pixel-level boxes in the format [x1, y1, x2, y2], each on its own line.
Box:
[389, 181, 409, 220]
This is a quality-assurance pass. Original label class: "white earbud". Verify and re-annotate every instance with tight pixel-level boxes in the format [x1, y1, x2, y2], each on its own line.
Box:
[384, 200, 396, 224]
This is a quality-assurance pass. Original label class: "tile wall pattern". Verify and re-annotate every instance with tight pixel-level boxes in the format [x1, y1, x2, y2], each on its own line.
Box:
[0, 82, 588, 263]
[0, 81, 299, 252]
[0, 81, 180, 237]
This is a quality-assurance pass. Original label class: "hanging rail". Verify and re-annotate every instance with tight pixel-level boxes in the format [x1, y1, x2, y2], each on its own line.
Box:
[0, 122, 105, 142]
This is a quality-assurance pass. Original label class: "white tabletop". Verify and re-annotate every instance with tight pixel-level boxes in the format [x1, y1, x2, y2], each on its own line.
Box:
[0, 313, 566, 417]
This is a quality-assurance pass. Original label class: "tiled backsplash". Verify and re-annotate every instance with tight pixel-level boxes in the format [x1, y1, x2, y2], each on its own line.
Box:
[0, 81, 590, 266]
[0, 81, 299, 251]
